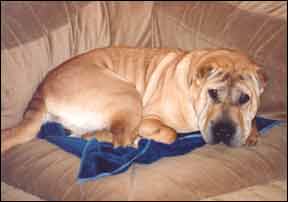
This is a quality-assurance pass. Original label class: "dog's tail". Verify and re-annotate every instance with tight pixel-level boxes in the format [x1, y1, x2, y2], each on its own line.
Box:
[1, 89, 47, 153]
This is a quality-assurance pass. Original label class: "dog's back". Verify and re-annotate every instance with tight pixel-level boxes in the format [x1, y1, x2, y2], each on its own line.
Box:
[1, 47, 183, 152]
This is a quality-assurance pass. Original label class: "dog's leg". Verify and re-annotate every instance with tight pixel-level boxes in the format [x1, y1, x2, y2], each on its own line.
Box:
[139, 118, 177, 144]
[82, 130, 114, 142]
[1, 90, 47, 154]
[245, 118, 259, 146]
[110, 116, 141, 147]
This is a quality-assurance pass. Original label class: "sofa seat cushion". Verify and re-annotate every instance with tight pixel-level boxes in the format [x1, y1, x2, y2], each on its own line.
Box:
[1, 182, 45, 201]
[201, 180, 287, 201]
[1, 124, 286, 201]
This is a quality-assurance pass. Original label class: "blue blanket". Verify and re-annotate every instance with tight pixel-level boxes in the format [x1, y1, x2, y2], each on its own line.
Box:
[37, 117, 283, 183]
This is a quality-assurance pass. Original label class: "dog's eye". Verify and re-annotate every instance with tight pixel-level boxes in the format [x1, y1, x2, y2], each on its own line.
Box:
[239, 93, 250, 105]
[208, 89, 218, 101]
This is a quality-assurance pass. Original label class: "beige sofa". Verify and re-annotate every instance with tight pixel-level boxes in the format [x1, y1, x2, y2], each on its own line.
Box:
[1, 2, 287, 201]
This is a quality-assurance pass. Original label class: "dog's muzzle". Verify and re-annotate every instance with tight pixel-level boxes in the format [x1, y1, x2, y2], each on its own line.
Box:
[211, 120, 236, 145]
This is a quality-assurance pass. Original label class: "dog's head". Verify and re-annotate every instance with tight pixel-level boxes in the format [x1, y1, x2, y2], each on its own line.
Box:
[188, 49, 267, 147]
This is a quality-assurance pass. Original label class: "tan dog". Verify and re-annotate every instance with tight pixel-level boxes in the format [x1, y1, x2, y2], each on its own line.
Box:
[1, 47, 267, 153]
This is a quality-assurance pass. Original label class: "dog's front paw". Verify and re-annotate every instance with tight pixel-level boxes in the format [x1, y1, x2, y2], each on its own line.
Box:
[245, 133, 258, 146]
[139, 118, 177, 144]
[142, 126, 177, 144]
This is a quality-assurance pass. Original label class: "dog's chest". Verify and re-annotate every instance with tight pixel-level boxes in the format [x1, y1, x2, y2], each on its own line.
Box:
[45, 107, 108, 135]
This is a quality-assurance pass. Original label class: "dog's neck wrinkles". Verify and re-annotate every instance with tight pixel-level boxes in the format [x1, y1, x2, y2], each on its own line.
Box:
[112, 49, 198, 132]
[96, 48, 199, 132]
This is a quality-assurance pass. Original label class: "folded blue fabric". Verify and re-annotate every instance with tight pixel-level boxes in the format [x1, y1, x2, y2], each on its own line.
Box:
[37, 117, 283, 183]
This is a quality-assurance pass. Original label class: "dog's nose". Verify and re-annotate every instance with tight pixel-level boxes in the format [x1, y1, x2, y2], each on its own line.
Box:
[212, 121, 235, 144]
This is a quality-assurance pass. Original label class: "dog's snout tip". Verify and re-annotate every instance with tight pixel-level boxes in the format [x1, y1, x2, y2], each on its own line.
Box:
[212, 120, 236, 144]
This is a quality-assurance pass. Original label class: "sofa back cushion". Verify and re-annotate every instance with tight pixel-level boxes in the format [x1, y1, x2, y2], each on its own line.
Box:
[1, 2, 286, 129]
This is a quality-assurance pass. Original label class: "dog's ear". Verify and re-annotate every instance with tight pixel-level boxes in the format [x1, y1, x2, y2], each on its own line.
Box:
[188, 65, 215, 87]
[184, 49, 220, 87]
[256, 68, 268, 94]
[196, 65, 214, 79]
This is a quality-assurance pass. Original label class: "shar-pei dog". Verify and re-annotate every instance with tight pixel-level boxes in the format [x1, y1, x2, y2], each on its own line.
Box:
[1, 47, 267, 153]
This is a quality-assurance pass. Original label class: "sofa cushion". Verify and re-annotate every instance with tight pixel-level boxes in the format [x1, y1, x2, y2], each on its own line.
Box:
[201, 180, 287, 201]
[1, 182, 45, 201]
[1, 123, 286, 201]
